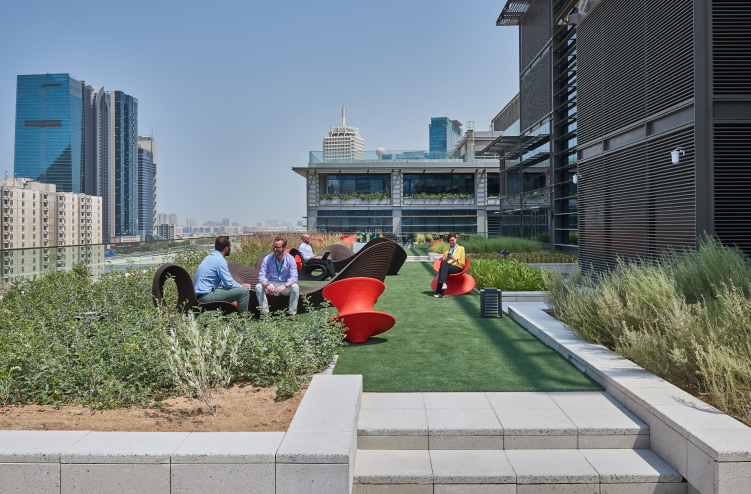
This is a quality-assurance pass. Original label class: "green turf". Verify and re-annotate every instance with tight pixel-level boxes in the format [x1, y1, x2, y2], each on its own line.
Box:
[407, 245, 430, 256]
[333, 262, 603, 392]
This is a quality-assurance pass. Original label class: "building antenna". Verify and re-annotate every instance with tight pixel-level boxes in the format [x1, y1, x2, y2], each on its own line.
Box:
[342, 104, 346, 127]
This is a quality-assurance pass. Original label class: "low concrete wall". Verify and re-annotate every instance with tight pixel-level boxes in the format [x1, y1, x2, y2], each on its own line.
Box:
[501, 291, 546, 302]
[507, 302, 751, 494]
[0, 375, 362, 494]
[528, 262, 576, 274]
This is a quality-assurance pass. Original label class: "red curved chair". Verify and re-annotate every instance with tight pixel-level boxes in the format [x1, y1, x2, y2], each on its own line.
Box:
[284, 248, 303, 270]
[322, 277, 395, 344]
[430, 257, 475, 295]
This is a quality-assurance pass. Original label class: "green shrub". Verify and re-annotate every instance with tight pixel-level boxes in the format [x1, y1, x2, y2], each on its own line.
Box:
[545, 236, 751, 422]
[404, 193, 474, 200]
[429, 235, 542, 254]
[320, 192, 390, 201]
[469, 259, 546, 291]
[538, 232, 551, 243]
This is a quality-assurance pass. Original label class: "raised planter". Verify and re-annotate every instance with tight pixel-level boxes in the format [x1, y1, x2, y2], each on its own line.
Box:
[506, 302, 751, 494]
[428, 252, 442, 262]
[528, 262, 576, 274]
[319, 198, 391, 206]
[402, 198, 475, 205]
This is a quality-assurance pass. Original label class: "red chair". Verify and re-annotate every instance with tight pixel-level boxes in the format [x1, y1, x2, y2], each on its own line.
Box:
[284, 248, 303, 270]
[323, 277, 395, 344]
[430, 257, 475, 295]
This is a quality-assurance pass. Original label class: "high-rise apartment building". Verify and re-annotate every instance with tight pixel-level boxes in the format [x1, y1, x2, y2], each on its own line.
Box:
[156, 212, 168, 225]
[429, 117, 463, 152]
[137, 145, 154, 240]
[1, 177, 102, 250]
[138, 135, 157, 230]
[82, 86, 109, 199]
[154, 223, 175, 240]
[323, 105, 364, 162]
[14, 74, 84, 193]
[107, 91, 138, 240]
[186, 217, 197, 227]
[168, 213, 178, 226]
[221, 218, 229, 226]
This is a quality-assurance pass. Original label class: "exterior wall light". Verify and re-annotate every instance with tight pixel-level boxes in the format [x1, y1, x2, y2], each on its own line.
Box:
[573, 173, 579, 184]
[671, 147, 685, 164]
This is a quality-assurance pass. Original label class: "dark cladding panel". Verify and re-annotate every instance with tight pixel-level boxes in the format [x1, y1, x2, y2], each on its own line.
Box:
[520, 49, 551, 132]
[576, 3, 604, 146]
[520, 0, 551, 69]
[712, 2, 751, 95]
[714, 124, 751, 253]
[601, 0, 646, 136]
[646, 0, 694, 113]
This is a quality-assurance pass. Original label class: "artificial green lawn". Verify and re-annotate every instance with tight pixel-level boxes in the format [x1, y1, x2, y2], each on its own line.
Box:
[333, 262, 603, 392]
[407, 245, 429, 257]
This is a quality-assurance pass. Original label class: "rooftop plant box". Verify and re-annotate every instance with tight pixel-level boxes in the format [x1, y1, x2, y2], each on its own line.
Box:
[319, 193, 391, 206]
[403, 194, 475, 205]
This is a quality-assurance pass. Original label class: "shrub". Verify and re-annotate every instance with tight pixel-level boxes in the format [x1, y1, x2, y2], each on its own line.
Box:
[538, 232, 551, 243]
[469, 259, 546, 291]
[545, 236, 751, 423]
[429, 235, 542, 254]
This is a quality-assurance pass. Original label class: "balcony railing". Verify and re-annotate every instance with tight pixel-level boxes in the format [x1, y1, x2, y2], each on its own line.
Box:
[309, 150, 500, 164]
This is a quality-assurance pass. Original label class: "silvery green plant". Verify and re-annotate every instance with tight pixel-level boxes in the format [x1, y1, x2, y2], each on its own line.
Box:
[165, 312, 243, 416]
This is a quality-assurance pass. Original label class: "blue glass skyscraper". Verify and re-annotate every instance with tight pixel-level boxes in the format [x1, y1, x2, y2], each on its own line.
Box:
[429, 117, 462, 152]
[14, 74, 84, 192]
[110, 91, 138, 238]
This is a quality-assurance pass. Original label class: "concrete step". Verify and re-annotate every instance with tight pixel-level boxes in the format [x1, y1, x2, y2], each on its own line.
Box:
[406, 256, 431, 262]
[357, 392, 649, 450]
[353, 449, 686, 493]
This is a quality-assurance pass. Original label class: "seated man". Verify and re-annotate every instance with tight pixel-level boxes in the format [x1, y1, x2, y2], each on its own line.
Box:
[193, 236, 251, 313]
[256, 236, 300, 315]
[298, 233, 335, 279]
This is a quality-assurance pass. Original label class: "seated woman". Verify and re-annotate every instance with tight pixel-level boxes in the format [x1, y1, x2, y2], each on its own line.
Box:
[434, 233, 465, 298]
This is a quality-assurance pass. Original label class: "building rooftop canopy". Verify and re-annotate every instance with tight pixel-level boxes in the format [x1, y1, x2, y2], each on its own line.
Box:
[496, 0, 531, 26]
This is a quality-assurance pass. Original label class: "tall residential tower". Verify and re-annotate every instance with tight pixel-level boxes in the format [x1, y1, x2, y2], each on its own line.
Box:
[323, 105, 364, 162]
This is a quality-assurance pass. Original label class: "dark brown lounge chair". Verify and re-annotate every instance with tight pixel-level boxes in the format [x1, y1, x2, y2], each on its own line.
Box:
[287, 248, 330, 281]
[319, 238, 407, 276]
[228, 239, 397, 317]
[152, 263, 241, 316]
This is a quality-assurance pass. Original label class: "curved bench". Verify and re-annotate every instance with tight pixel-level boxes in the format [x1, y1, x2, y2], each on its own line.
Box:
[323, 277, 395, 344]
[152, 263, 240, 316]
[430, 257, 475, 295]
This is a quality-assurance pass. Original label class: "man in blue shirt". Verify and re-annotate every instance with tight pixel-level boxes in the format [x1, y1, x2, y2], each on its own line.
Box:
[193, 236, 251, 313]
[256, 236, 300, 315]
[298, 233, 335, 279]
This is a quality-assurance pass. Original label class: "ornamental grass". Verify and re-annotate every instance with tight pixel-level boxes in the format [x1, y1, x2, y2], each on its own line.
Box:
[468, 258, 546, 291]
[545, 236, 751, 423]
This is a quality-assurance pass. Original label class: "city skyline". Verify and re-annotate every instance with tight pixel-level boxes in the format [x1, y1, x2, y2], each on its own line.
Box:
[0, 0, 519, 227]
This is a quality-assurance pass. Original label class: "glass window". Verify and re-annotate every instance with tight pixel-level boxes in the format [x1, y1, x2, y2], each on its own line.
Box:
[327, 174, 390, 195]
[488, 173, 501, 196]
[402, 173, 475, 196]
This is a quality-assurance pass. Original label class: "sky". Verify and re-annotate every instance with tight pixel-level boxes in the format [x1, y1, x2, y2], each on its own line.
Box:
[0, 0, 519, 227]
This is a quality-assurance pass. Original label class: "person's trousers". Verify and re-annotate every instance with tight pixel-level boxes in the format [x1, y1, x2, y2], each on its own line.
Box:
[436, 260, 462, 294]
[197, 286, 250, 313]
[255, 281, 300, 315]
[306, 258, 336, 278]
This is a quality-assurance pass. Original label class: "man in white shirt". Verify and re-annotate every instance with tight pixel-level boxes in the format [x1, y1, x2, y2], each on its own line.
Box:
[298, 234, 335, 279]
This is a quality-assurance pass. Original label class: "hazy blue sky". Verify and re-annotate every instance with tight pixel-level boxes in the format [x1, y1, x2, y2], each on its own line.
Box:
[0, 0, 519, 226]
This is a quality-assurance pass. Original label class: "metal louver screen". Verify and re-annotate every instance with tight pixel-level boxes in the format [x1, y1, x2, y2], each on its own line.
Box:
[712, 2, 751, 95]
[521, 50, 551, 132]
[579, 127, 695, 271]
[520, 0, 551, 70]
[714, 124, 751, 254]
[577, 0, 694, 145]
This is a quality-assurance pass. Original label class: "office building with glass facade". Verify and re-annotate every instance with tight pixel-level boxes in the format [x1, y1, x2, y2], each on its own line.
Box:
[108, 91, 138, 239]
[137, 146, 154, 240]
[295, 149, 502, 235]
[14, 74, 84, 193]
[429, 117, 463, 152]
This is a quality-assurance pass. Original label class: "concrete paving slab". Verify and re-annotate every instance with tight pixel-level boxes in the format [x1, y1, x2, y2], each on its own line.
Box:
[353, 485, 433, 494]
[547, 391, 623, 409]
[625, 387, 712, 412]
[503, 436, 577, 450]
[423, 393, 492, 409]
[649, 418, 688, 477]
[287, 405, 358, 433]
[358, 408, 428, 436]
[494, 408, 577, 436]
[358, 436, 429, 450]
[0, 430, 89, 463]
[685, 441, 715, 494]
[561, 407, 648, 435]
[577, 435, 650, 449]
[435, 485, 515, 494]
[171, 463, 275, 494]
[600, 484, 687, 494]
[299, 387, 362, 407]
[650, 404, 748, 437]
[516, 485, 598, 494]
[361, 393, 425, 409]
[581, 449, 682, 483]
[277, 431, 352, 464]
[307, 374, 363, 390]
[485, 392, 559, 409]
[354, 450, 432, 484]
[61, 463, 171, 493]
[429, 436, 504, 450]
[61, 431, 189, 464]
[429, 450, 515, 484]
[505, 450, 598, 484]
[171, 432, 283, 463]
[715, 461, 751, 494]
[426, 408, 503, 436]
[688, 428, 751, 462]
[0, 462, 60, 493]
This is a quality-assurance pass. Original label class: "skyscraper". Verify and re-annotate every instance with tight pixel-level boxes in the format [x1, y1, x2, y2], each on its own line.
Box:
[168, 213, 178, 226]
[107, 91, 138, 240]
[138, 135, 157, 231]
[82, 86, 109, 198]
[429, 117, 462, 152]
[137, 144, 154, 240]
[323, 105, 364, 161]
[14, 74, 84, 193]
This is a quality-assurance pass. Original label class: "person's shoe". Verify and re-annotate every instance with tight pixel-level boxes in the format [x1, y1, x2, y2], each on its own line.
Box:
[434, 293, 444, 298]
[442, 283, 448, 290]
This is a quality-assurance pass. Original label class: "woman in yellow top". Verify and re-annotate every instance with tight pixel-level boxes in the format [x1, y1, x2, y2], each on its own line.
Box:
[434, 233, 466, 298]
